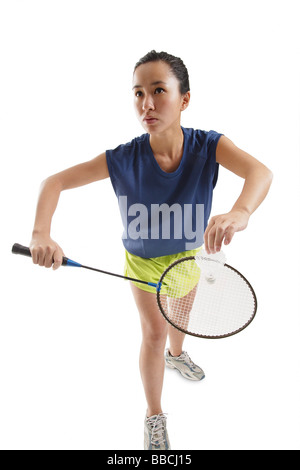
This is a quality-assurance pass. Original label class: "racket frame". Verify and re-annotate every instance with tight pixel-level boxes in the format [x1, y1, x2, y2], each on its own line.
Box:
[156, 256, 257, 339]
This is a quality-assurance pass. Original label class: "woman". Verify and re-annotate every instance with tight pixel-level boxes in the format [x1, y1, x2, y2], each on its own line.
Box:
[29, 50, 272, 450]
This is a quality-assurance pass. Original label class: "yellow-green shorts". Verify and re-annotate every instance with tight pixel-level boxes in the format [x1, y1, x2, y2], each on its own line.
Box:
[124, 247, 202, 295]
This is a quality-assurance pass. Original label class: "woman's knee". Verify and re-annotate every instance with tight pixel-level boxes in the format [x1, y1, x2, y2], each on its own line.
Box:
[142, 324, 167, 349]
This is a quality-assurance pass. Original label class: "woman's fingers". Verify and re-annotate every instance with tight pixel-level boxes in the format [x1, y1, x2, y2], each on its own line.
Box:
[204, 210, 249, 253]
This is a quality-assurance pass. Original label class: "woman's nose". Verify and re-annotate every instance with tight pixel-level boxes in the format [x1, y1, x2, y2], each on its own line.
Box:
[142, 94, 155, 111]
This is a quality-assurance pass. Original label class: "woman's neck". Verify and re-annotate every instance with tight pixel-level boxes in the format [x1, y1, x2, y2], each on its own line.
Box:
[149, 125, 184, 173]
[149, 125, 184, 160]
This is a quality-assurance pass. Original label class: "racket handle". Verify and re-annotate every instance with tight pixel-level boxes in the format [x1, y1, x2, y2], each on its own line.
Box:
[11, 243, 69, 266]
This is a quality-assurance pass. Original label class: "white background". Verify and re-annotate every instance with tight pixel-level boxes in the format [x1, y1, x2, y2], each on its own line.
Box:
[1, 0, 299, 450]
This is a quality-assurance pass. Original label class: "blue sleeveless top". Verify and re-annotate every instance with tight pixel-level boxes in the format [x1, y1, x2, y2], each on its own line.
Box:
[106, 127, 223, 258]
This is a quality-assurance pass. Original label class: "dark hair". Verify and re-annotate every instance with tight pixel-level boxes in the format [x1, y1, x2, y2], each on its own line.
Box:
[134, 50, 190, 95]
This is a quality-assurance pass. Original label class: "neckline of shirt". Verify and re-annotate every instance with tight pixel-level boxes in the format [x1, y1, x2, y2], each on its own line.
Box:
[146, 126, 188, 178]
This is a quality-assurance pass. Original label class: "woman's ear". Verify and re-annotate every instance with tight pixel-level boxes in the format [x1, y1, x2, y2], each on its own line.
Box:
[181, 91, 191, 111]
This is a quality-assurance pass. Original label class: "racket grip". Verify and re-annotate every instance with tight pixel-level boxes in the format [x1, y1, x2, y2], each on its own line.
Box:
[11, 243, 68, 266]
[12, 243, 31, 257]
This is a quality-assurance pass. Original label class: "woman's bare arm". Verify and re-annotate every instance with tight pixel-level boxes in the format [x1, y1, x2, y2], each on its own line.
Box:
[30, 152, 109, 269]
[204, 136, 273, 254]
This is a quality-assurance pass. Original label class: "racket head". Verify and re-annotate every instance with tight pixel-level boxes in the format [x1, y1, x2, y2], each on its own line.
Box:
[156, 256, 257, 339]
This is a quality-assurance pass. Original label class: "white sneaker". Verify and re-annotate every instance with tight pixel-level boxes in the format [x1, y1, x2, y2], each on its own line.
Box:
[144, 413, 171, 450]
[165, 349, 205, 381]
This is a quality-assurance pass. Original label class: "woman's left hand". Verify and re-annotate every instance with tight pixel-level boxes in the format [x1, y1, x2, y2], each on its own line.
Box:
[204, 209, 250, 254]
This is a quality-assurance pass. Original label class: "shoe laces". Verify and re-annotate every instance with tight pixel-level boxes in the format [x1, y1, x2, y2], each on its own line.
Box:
[146, 413, 167, 446]
[180, 351, 197, 369]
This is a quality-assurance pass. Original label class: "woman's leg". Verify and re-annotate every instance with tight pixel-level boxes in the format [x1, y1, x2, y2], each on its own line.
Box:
[166, 284, 198, 356]
[167, 325, 186, 357]
[130, 282, 168, 417]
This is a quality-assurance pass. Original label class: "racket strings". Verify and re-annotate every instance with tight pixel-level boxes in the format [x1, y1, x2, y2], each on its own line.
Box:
[159, 259, 256, 338]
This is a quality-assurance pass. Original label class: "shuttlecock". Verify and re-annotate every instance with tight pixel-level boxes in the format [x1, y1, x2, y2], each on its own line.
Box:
[195, 249, 226, 283]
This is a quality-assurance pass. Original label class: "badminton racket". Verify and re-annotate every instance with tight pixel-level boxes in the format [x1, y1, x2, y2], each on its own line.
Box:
[12, 243, 257, 339]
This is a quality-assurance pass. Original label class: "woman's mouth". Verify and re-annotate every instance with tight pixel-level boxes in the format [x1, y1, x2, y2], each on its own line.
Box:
[143, 117, 158, 125]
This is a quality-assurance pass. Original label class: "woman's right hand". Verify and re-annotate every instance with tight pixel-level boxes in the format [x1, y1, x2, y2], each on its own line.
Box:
[30, 234, 65, 270]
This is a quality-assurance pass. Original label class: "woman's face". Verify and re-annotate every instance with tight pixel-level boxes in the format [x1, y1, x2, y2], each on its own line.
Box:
[132, 60, 190, 135]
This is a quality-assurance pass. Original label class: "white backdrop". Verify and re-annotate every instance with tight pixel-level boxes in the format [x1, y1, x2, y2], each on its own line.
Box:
[1, 0, 299, 450]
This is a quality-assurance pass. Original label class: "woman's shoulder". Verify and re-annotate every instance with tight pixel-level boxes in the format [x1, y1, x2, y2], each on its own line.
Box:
[183, 126, 221, 139]
[106, 133, 149, 177]
[182, 127, 223, 165]
[108, 133, 148, 155]
[183, 127, 223, 150]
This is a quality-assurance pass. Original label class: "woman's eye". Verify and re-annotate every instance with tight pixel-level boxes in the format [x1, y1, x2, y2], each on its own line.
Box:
[135, 88, 164, 97]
